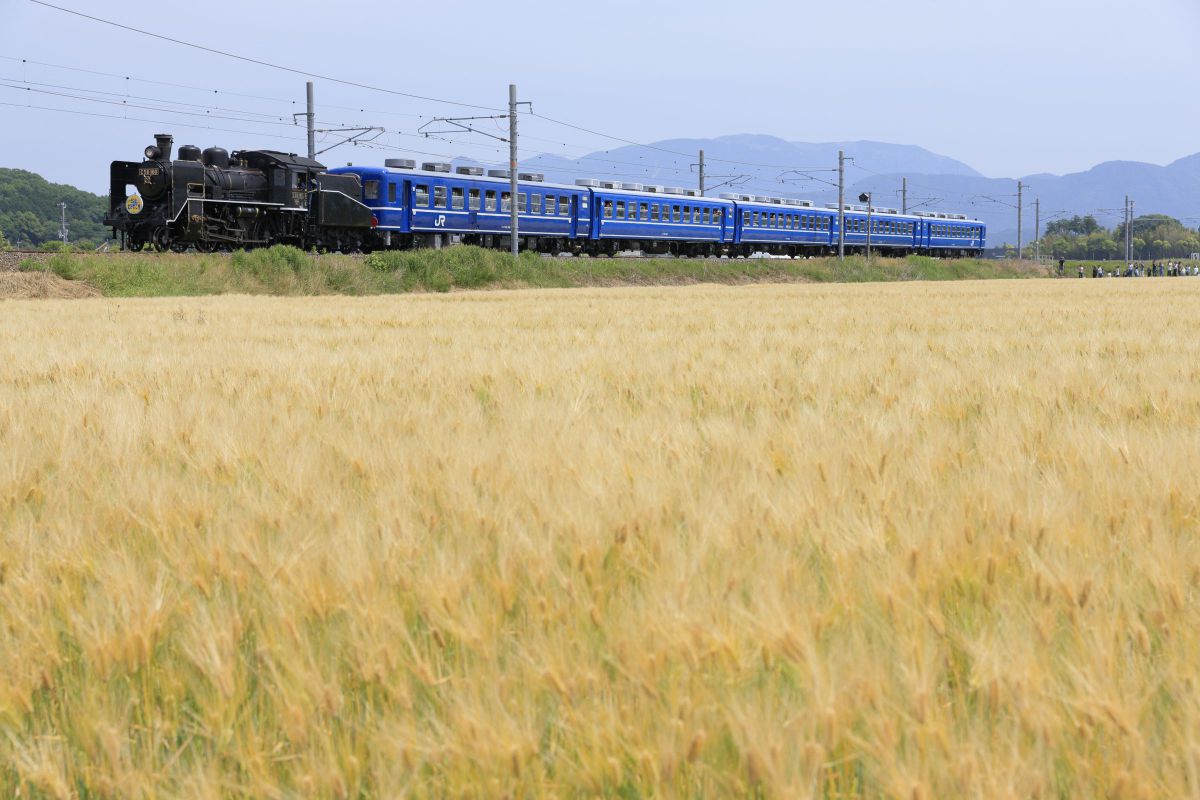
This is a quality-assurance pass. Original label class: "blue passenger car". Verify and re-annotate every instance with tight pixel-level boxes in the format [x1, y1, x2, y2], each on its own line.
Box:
[729, 195, 835, 255]
[583, 182, 731, 256]
[330, 161, 589, 252]
[916, 212, 986, 255]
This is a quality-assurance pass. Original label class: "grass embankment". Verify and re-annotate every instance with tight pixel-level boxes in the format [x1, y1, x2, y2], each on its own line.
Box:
[23, 245, 1044, 296]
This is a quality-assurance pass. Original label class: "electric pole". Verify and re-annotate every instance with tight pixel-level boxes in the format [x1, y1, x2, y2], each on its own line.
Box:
[837, 150, 845, 260]
[863, 192, 873, 264]
[1033, 198, 1040, 263]
[902, 177, 907, 215]
[508, 84, 519, 258]
[1016, 180, 1023, 260]
[698, 149, 705, 196]
[1125, 197, 1134, 263]
[305, 81, 315, 161]
[58, 202, 68, 244]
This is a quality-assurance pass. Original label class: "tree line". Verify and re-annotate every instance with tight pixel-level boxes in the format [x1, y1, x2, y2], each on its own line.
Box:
[1036, 214, 1200, 261]
[0, 168, 110, 250]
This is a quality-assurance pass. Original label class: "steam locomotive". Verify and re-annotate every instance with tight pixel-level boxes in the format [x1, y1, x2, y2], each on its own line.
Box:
[103, 133, 375, 252]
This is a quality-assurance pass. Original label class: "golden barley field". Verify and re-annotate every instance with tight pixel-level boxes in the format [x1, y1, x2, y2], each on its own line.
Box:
[3, 279, 1200, 798]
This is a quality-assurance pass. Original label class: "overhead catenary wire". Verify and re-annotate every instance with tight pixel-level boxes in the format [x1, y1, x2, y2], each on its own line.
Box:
[26, 0, 505, 113]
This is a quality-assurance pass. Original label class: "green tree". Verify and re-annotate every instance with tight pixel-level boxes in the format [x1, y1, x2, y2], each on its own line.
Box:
[1045, 215, 1102, 237]
[0, 168, 109, 247]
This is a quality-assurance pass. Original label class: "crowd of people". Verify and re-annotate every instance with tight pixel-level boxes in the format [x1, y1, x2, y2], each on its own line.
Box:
[1056, 258, 1200, 278]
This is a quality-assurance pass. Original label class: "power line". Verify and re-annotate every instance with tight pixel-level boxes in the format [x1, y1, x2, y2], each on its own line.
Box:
[0, 99, 308, 147]
[0, 75, 295, 122]
[27, 0, 504, 112]
[0, 81, 306, 128]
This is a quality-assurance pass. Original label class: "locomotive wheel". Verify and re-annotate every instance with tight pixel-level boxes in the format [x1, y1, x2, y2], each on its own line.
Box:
[127, 241, 145, 253]
[195, 242, 216, 254]
[170, 242, 188, 253]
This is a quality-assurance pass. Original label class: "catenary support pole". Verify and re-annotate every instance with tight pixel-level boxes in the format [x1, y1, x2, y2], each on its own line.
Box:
[1034, 198, 1040, 264]
[509, 84, 519, 259]
[837, 150, 845, 261]
[1016, 180, 1024, 260]
[698, 149, 705, 197]
[58, 202, 68, 244]
[1124, 197, 1129, 262]
[902, 177, 907, 215]
[306, 82, 315, 161]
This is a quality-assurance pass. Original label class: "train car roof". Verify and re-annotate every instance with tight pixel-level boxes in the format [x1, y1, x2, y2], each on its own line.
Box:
[591, 187, 734, 205]
[238, 150, 328, 170]
[340, 165, 587, 194]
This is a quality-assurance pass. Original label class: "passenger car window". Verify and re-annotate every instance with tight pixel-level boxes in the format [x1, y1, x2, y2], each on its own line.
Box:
[485, 190, 496, 212]
[604, 200, 613, 219]
[364, 180, 380, 201]
[640, 203, 649, 221]
[452, 187, 464, 210]
[469, 189, 481, 210]
[433, 186, 447, 209]
[387, 182, 396, 204]
[501, 192, 511, 212]
[415, 185, 430, 207]
[616, 201, 626, 219]
[559, 197, 569, 215]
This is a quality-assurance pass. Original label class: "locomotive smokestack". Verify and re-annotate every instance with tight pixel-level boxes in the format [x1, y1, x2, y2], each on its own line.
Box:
[154, 133, 173, 162]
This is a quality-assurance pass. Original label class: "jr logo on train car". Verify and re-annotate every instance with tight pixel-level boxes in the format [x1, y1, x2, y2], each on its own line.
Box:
[434, 215, 447, 228]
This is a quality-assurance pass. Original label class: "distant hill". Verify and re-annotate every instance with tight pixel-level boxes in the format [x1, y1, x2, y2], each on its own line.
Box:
[512, 134, 981, 191]
[838, 155, 1200, 247]
[0, 168, 109, 247]
[518, 136, 1200, 247]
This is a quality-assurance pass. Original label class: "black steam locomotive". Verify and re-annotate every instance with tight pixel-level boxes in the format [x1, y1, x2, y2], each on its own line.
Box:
[103, 134, 375, 252]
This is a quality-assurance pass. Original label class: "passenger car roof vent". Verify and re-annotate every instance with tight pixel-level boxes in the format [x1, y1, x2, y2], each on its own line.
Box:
[518, 172, 544, 182]
[421, 162, 451, 173]
[486, 169, 510, 179]
[600, 181, 623, 189]
[645, 185, 663, 193]
[574, 178, 600, 188]
[621, 182, 644, 191]
[385, 158, 416, 169]
[718, 192, 740, 200]
[663, 187, 687, 196]
[456, 166, 484, 176]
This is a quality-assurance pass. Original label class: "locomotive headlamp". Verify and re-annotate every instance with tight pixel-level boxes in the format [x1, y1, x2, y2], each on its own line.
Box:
[144, 145, 161, 161]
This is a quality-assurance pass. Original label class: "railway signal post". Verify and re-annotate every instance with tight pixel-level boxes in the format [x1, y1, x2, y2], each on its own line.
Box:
[860, 192, 872, 263]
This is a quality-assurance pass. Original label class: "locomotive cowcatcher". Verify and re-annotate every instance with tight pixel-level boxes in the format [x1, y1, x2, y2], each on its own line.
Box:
[103, 133, 375, 252]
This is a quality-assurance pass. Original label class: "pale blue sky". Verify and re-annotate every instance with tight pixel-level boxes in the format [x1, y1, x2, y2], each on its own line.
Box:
[2, 0, 1197, 192]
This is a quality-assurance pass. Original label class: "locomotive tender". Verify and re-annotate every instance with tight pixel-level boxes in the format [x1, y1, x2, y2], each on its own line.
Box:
[104, 134, 374, 252]
[331, 159, 985, 258]
[104, 135, 985, 257]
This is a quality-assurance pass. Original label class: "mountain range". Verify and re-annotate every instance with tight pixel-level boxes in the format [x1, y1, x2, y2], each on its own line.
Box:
[502, 135, 1197, 247]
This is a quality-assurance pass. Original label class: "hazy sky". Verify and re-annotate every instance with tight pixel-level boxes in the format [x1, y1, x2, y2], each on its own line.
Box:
[2, 0, 1198, 193]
